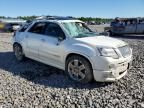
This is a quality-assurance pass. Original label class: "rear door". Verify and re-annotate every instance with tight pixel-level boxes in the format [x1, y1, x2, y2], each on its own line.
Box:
[136, 20, 144, 34]
[25, 22, 47, 60]
[124, 21, 137, 34]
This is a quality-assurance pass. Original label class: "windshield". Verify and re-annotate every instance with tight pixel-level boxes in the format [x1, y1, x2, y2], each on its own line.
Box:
[62, 22, 98, 38]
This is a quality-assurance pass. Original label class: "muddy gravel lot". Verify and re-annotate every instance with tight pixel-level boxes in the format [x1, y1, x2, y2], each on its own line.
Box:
[0, 33, 144, 108]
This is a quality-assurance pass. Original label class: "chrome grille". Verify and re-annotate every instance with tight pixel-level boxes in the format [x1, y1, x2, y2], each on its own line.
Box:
[118, 45, 131, 57]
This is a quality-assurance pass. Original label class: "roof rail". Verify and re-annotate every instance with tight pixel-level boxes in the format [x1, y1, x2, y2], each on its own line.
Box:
[36, 16, 76, 20]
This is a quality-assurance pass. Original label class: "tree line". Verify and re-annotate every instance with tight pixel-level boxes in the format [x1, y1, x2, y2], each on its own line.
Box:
[78, 17, 113, 23]
[0, 16, 113, 23]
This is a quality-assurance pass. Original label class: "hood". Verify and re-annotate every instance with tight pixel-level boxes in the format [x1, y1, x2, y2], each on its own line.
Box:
[75, 36, 127, 48]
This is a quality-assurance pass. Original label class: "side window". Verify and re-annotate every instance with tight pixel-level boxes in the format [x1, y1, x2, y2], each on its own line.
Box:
[29, 22, 46, 34]
[44, 23, 65, 38]
[19, 23, 32, 32]
[139, 20, 144, 24]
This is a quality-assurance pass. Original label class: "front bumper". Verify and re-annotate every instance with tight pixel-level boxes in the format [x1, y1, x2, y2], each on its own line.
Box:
[92, 56, 132, 82]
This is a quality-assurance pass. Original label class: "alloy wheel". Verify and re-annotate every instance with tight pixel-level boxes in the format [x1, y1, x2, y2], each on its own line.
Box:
[68, 59, 86, 81]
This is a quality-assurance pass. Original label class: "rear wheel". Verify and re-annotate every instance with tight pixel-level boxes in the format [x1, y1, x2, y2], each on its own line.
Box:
[13, 44, 25, 61]
[66, 55, 93, 83]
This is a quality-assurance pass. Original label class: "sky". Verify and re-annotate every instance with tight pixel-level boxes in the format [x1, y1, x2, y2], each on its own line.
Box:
[0, 0, 144, 18]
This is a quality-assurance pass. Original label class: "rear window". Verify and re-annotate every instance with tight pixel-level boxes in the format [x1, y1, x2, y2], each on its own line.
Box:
[139, 19, 144, 24]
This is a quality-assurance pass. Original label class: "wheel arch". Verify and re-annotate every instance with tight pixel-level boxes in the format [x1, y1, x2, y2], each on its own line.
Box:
[65, 53, 93, 70]
[65, 53, 94, 83]
[13, 42, 22, 47]
[13, 42, 24, 54]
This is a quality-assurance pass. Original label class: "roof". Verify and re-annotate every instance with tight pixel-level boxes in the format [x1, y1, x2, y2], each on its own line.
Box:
[36, 16, 76, 20]
[34, 19, 83, 23]
[35, 16, 83, 23]
[115, 17, 144, 21]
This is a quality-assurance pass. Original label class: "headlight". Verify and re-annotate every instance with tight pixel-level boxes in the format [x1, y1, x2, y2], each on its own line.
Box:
[98, 48, 119, 59]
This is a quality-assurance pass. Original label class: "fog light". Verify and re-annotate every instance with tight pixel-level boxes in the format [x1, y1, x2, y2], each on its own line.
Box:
[109, 64, 115, 69]
[103, 72, 114, 78]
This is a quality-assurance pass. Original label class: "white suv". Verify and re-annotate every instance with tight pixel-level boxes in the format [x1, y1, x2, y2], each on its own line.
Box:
[12, 18, 133, 83]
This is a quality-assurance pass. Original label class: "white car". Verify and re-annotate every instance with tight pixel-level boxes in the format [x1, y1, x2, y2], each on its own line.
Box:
[12, 18, 133, 83]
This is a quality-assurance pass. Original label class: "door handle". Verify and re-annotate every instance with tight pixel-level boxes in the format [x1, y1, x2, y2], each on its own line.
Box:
[41, 39, 46, 42]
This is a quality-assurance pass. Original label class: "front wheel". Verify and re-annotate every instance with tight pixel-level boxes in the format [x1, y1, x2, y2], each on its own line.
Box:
[66, 55, 93, 83]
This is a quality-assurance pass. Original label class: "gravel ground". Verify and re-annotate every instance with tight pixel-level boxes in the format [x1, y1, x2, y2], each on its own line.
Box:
[0, 33, 144, 108]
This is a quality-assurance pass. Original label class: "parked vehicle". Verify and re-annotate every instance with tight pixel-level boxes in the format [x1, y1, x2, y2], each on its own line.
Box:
[105, 17, 144, 36]
[4, 23, 13, 32]
[0, 19, 26, 32]
[12, 23, 21, 31]
[12, 17, 133, 83]
[0, 23, 21, 32]
[0, 23, 4, 30]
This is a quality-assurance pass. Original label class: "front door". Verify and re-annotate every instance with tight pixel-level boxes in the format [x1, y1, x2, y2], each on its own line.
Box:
[39, 22, 66, 69]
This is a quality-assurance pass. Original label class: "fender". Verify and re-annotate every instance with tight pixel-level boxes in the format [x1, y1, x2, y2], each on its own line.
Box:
[64, 42, 97, 69]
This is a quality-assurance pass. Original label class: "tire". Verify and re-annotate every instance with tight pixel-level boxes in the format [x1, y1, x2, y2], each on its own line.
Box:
[109, 31, 123, 37]
[13, 44, 25, 61]
[109, 31, 115, 36]
[66, 55, 93, 83]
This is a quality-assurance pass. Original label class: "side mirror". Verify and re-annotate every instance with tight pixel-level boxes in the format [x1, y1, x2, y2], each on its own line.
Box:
[57, 31, 66, 42]
[57, 35, 65, 45]
[58, 36, 64, 42]
[58, 34, 65, 42]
